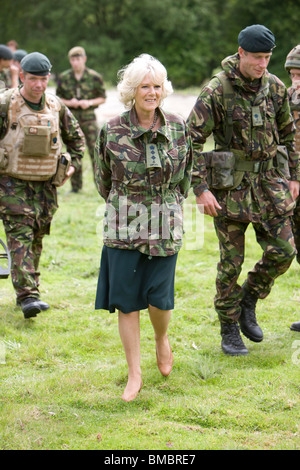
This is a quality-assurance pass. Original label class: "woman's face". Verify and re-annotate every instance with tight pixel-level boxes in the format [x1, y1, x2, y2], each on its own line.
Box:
[134, 72, 162, 114]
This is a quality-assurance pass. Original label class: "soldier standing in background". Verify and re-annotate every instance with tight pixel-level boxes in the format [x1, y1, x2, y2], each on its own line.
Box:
[56, 47, 106, 192]
[188, 25, 300, 355]
[0, 52, 85, 318]
[12, 49, 28, 85]
[285, 44, 300, 333]
[6, 40, 18, 52]
[0, 44, 19, 89]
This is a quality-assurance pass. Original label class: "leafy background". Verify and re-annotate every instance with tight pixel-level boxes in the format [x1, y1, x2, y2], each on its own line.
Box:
[0, 0, 298, 87]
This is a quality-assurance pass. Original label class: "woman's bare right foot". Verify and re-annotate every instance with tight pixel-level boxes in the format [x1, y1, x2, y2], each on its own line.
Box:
[121, 377, 143, 402]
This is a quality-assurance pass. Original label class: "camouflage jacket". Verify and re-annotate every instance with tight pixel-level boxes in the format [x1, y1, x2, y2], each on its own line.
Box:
[0, 69, 12, 89]
[288, 83, 300, 153]
[187, 53, 300, 224]
[0, 90, 85, 224]
[94, 107, 193, 256]
[56, 67, 106, 121]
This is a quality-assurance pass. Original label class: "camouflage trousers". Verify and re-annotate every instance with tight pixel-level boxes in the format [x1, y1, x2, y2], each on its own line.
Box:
[2, 218, 52, 302]
[214, 215, 296, 323]
[0, 177, 58, 302]
[292, 198, 300, 264]
[70, 117, 98, 192]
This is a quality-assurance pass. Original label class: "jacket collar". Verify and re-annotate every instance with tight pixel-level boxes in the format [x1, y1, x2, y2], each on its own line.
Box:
[129, 106, 171, 141]
[221, 52, 270, 93]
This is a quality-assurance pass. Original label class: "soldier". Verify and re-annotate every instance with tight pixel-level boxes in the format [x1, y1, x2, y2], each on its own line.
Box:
[6, 40, 18, 52]
[0, 52, 85, 318]
[94, 54, 192, 401]
[285, 44, 300, 333]
[12, 50, 28, 86]
[56, 46, 106, 192]
[0, 44, 19, 89]
[187, 25, 300, 355]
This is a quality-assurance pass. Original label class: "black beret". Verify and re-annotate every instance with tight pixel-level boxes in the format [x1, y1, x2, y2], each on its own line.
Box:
[0, 44, 13, 60]
[20, 52, 52, 76]
[238, 25, 276, 53]
[13, 49, 27, 62]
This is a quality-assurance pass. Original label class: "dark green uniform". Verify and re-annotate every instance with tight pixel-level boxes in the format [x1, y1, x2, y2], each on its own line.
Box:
[187, 53, 299, 323]
[0, 93, 85, 303]
[287, 83, 300, 263]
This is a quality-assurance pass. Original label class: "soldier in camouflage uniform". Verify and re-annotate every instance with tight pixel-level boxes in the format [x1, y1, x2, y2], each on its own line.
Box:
[0, 44, 19, 89]
[285, 44, 300, 333]
[94, 54, 192, 401]
[56, 47, 106, 192]
[0, 52, 85, 319]
[187, 25, 300, 355]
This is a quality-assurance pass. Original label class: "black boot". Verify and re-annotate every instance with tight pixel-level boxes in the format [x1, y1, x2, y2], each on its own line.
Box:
[239, 288, 263, 342]
[290, 321, 300, 332]
[20, 297, 42, 319]
[220, 322, 248, 356]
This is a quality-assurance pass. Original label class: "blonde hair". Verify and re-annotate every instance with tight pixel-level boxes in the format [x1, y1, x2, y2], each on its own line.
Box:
[117, 54, 173, 109]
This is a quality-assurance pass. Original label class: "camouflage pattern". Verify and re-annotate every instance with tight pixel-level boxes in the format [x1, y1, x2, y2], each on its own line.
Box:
[0, 88, 63, 180]
[214, 215, 295, 322]
[187, 52, 299, 322]
[56, 67, 106, 191]
[288, 82, 300, 263]
[0, 94, 85, 302]
[94, 107, 193, 257]
[285, 45, 300, 72]
[0, 69, 12, 89]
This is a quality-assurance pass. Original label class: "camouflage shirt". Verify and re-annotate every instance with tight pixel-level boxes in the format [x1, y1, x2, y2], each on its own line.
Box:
[0, 69, 12, 89]
[187, 53, 300, 224]
[288, 83, 300, 153]
[0, 90, 85, 224]
[56, 67, 106, 121]
[94, 107, 193, 256]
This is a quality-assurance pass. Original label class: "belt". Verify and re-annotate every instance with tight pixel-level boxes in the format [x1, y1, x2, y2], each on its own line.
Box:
[235, 159, 273, 173]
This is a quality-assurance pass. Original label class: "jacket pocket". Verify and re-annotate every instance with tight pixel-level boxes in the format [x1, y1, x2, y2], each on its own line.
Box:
[262, 170, 295, 215]
[106, 143, 142, 185]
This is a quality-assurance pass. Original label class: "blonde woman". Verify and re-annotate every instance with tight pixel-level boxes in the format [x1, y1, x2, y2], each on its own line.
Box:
[94, 54, 192, 401]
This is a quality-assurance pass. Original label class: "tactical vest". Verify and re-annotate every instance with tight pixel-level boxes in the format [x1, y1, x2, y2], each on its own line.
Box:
[202, 72, 290, 190]
[0, 88, 63, 181]
[214, 71, 279, 150]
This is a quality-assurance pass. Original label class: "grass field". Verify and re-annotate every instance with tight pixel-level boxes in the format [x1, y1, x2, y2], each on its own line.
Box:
[0, 153, 299, 450]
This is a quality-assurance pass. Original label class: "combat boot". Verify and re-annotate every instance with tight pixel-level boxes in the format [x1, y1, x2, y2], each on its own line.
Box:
[20, 297, 42, 319]
[239, 288, 263, 342]
[36, 300, 50, 311]
[290, 321, 300, 332]
[220, 322, 248, 356]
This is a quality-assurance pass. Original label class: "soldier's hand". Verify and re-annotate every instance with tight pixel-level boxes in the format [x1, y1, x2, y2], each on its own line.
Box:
[78, 100, 91, 109]
[10, 63, 19, 88]
[196, 191, 221, 217]
[289, 180, 300, 200]
[60, 165, 76, 186]
[68, 98, 80, 108]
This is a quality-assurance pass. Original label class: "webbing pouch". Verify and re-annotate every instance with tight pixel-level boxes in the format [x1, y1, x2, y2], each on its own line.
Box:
[23, 125, 51, 156]
[203, 151, 236, 189]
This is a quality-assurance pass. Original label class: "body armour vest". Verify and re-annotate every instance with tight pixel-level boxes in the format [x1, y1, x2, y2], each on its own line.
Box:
[0, 88, 63, 181]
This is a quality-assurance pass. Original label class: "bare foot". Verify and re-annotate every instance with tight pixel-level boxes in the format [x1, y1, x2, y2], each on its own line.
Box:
[156, 336, 173, 376]
[121, 377, 143, 402]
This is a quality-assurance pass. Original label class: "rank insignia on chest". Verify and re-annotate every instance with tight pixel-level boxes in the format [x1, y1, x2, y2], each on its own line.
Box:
[252, 106, 263, 126]
[146, 143, 161, 168]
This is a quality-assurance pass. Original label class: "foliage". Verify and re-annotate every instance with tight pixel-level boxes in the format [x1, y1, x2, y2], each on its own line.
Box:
[0, 0, 298, 87]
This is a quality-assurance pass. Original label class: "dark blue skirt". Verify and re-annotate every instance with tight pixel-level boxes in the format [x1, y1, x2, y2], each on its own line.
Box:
[95, 246, 178, 313]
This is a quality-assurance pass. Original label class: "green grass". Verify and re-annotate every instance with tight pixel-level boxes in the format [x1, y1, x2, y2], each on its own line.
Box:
[0, 156, 299, 450]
